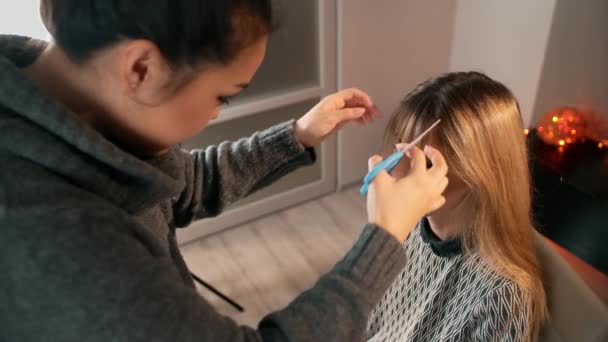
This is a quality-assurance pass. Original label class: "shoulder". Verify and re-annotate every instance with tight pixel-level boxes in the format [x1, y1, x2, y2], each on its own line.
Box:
[403, 223, 424, 250]
[465, 261, 532, 341]
[0, 154, 142, 248]
[480, 281, 529, 314]
[456, 254, 531, 321]
[402, 224, 430, 262]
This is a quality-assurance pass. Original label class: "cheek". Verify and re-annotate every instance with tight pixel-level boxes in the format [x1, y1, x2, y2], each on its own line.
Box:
[448, 178, 468, 192]
[189, 101, 218, 126]
[173, 92, 219, 135]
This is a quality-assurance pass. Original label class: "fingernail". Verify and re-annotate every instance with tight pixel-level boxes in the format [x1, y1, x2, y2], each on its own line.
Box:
[424, 145, 433, 157]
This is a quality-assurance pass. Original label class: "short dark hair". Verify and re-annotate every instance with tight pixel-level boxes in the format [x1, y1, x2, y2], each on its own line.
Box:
[40, 0, 274, 67]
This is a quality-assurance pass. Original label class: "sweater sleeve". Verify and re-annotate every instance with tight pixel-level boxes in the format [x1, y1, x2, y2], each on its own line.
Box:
[171, 119, 315, 227]
[3, 198, 407, 342]
[467, 283, 533, 342]
[259, 224, 408, 341]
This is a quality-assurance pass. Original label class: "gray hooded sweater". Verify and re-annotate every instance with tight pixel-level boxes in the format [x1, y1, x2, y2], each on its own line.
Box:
[0, 35, 407, 342]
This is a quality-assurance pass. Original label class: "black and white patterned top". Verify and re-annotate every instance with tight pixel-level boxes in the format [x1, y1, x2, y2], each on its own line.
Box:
[367, 219, 532, 342]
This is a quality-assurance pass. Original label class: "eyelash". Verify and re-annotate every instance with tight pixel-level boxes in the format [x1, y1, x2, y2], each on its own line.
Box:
[218, 96, 232, 106]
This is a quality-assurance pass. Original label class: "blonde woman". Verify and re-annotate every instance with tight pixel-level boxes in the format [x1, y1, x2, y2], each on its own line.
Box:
[366, 72, 546, 341]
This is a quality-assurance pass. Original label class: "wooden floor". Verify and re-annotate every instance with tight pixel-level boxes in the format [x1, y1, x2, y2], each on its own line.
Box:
[180, 186, 368, 327]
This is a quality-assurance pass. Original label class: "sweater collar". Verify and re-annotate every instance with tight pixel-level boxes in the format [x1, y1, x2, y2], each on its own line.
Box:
[0, 35, 184, 213]
[419, 217, 463, 258]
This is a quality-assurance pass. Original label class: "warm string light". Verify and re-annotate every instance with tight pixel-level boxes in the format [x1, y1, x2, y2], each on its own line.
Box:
[533, 107, 607, 151]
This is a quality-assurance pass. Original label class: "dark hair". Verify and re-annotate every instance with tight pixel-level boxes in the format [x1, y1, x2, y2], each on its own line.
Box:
[40, 0, 274, 67]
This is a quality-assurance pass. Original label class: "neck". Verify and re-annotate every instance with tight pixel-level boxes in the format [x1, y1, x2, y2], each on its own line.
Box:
[20, 44, 165, 157]
[22, 44, 103, 123]
[427, 190, 470, 241]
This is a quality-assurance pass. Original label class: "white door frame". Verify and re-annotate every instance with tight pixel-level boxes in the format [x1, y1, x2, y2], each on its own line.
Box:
[177, 0, 338, 244]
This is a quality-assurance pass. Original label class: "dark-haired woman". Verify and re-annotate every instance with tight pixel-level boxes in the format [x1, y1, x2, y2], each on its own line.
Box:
[0, 1, 448, 340]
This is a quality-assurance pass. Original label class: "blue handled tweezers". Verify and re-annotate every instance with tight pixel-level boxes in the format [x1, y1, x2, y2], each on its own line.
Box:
[360, 119, 441, 195]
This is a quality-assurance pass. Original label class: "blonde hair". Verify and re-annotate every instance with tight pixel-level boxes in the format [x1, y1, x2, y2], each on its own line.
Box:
[382, 72, 546, 340]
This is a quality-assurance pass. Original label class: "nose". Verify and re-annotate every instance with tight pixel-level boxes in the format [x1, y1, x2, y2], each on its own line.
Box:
[211, 109, 220, 120]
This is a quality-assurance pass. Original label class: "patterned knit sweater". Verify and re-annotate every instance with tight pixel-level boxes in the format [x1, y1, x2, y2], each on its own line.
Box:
[367, 219, 532, 341]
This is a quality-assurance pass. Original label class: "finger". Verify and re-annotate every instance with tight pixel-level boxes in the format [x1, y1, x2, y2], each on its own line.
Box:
[368, 155, 383, 171]
[361, 112, 372, 124]
[340, 88, 374, 108]
[395, 143, 410, 151]
[337, 107, 366, 122]
[365, 111, 377, 123]
[371, 104, 383, 118]
[372, 169, 396, 188]
[366, 169, 391, 200]
[338, 88, 379, 116]
[363, 109, 377, 123]
[425, 145, 448, 178]
[406, 146, 426, 175]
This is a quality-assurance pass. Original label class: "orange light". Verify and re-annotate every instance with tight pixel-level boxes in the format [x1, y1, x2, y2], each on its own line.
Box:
[558, 146, 564, 153]
[523, 129, 530, 135]
[566, 138, 572, 144]
[571, 129, 577, 135]
[559, 140, 565, 146]
[538, 126, 545, 132]
[552, 116, 559, 123]
[599, 143, 604, 149]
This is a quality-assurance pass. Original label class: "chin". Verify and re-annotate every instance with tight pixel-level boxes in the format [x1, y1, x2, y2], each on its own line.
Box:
[426, 208, 443, 218]
[182, 122, 211, 141]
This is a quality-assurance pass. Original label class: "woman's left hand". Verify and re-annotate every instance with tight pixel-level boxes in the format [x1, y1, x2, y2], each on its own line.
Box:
[294, 88, 383, 147]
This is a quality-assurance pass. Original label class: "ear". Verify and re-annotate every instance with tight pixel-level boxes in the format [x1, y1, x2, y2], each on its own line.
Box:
[119, 40, 175, 106]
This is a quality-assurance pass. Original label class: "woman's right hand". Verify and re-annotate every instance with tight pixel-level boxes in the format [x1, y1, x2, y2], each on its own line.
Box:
[366, 145, 448, 243]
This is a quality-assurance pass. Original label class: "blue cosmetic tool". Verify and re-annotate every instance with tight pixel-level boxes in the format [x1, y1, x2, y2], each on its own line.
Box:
[360, 119, 441, 195]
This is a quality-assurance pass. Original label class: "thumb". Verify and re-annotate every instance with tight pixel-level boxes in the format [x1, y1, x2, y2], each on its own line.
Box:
[373, 168, 394, 185]
[339, 107, 366, 121]
[368, 155, 383, 171]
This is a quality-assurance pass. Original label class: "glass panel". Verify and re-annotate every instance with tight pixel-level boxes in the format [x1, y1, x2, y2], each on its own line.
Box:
[234, 1, 319, 102]
[182, 99, 322, 208]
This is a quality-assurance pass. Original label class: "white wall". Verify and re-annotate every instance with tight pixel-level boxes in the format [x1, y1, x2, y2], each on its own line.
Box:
[449, 0, 557, 126]
[532, 0, 608, 123]
[337, 0, 456, 188]
[0, 1, 48, 39]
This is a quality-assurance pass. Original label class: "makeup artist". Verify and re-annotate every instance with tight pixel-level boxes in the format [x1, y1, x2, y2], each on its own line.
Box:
[0, 1, 448, 341]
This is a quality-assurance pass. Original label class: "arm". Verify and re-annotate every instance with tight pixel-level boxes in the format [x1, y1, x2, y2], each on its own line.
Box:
[3, 204, 406, 342]
[172, 119, 315, 226]
[172, 88, 383, 227]
[467, 284, 533, 342]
